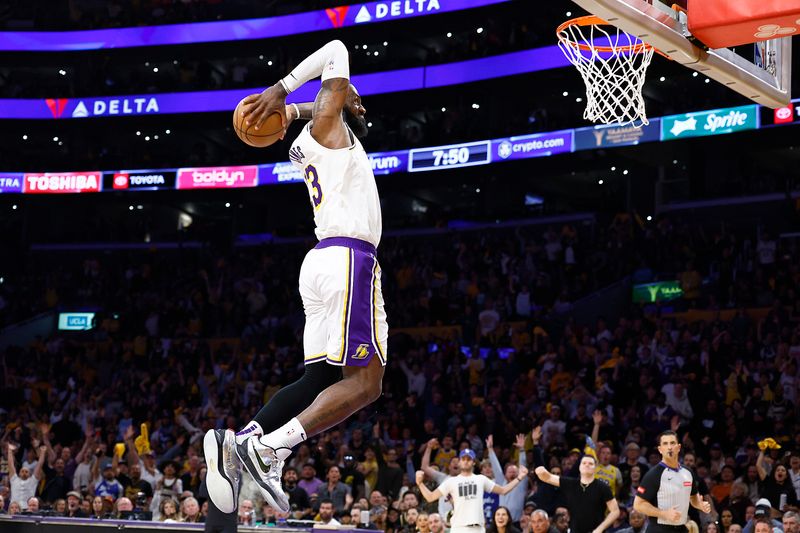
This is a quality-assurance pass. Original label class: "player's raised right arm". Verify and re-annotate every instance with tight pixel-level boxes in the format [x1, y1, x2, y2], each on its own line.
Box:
[241, 40, 349, 131]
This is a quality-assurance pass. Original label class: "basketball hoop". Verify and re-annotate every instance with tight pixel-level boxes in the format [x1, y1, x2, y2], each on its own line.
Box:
[557, 16, 656, 127]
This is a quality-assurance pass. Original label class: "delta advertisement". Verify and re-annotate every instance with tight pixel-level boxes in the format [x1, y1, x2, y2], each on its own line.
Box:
[574, 120, 661, 150]
[176, 165, 259, 190]
[23, 172, 102, 194]
[492, 131, 573, 161]
[0, 0, 509, 52]
[660, 105, 759, 141]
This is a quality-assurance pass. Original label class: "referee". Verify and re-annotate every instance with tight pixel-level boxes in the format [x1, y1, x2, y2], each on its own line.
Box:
[633, 431, 711, 533]
[416, 449, 528, 533]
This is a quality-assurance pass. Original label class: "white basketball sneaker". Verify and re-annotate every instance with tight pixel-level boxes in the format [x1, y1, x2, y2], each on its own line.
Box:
[235, 437, 290, 512]
[203, 429, 241, 514]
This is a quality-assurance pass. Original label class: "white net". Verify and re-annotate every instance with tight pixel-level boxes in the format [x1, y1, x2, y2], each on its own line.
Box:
[558, 18, 655, 127]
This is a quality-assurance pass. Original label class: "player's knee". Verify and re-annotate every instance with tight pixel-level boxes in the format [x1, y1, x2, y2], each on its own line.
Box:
[347, 370, 382, 405]
[365, 378, 382, 403]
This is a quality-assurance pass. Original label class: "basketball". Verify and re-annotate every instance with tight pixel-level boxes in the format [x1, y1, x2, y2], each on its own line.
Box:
[232, 96, 284, 148]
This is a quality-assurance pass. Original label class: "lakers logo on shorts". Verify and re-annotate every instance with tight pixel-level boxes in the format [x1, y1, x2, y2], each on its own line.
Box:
[351, 343, 371, 360]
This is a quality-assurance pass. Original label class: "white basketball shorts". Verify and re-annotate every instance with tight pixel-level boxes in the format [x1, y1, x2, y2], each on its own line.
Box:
[299, 237, 388, 367]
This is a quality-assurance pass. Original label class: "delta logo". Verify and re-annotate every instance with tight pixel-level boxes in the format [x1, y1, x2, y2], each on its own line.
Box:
[45, 98, 69, 119]
[23, 172, 102, 194]
[353, 0, 441, 24]
[325, 6, 350, 27]
[44, 97, 160, 118]
[176, 165, 259, 190]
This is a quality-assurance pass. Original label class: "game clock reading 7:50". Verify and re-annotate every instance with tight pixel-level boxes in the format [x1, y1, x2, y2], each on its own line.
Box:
[408, 140, 492, 172]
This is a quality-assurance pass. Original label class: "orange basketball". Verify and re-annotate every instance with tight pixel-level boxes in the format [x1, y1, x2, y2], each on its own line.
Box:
[232, 96, 284, 148]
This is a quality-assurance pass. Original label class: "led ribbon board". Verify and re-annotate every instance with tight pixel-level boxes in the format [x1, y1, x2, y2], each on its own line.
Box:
[0, 47, 568, 120]
[0, 0, 511, 51]
[0, 103, 784, 194]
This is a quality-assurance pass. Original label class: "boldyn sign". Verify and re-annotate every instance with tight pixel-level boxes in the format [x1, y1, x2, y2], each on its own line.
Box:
[661, 105, 759, 140]
[176, 165, 259, 190]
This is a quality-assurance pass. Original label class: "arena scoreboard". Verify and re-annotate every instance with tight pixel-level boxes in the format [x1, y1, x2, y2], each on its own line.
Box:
[408, 141, 492, 172]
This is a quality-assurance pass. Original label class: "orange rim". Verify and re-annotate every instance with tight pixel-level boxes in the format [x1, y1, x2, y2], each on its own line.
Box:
[557, 15, 655, 54]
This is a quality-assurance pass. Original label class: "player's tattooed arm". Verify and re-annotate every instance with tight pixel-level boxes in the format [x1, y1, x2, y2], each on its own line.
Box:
[310, 77, 350, 148]
[314, 78, 350, 119]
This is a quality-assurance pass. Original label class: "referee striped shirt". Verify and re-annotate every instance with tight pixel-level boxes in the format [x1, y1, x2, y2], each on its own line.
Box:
[636, 462, 698, 527]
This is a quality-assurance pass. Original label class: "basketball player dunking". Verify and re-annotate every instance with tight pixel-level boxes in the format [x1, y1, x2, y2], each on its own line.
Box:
[203, 39, 387, 522]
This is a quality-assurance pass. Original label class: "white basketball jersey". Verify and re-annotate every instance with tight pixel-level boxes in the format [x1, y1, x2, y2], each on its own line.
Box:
[289, 122, 382, 248]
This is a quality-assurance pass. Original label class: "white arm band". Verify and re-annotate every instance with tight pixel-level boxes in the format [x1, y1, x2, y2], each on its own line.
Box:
[279, 40, 350, 94]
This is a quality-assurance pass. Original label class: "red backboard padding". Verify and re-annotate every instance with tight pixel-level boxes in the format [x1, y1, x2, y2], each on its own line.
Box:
[687, 0, 800, 48]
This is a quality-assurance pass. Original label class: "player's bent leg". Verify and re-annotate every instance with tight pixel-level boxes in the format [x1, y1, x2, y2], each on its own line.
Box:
[234, 361, 341, 513]
[297, 355, 384, 435]
[203, 429, 242, 514]
[237, 358, 384, 512]
[236, 361, 342, 443]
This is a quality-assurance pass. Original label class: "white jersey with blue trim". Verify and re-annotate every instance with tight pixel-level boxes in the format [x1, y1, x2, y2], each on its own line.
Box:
[289, 122, 382, 248]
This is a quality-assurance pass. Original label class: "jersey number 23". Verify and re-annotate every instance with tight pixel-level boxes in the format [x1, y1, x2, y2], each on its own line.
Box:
[304, 165, 323, 209]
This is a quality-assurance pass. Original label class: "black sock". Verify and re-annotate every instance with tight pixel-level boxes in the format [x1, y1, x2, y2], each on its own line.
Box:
[252, 362, 342, 433]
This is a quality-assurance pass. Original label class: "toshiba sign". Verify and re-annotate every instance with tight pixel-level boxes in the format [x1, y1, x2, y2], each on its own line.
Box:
[23, 172, 102, 193]
[176, 166, 259, 190]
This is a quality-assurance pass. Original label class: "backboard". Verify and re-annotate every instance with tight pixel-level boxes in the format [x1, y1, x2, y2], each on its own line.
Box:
[568, 0, 792, 108]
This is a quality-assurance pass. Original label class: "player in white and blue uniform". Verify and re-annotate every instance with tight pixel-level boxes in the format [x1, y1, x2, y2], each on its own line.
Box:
[202, 40, 388, 523]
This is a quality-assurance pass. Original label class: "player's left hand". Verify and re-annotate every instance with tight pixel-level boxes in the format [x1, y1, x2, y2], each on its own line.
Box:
[700, 500, 711, 514]
[518, 466, 529, 478]
[283, 104, 297, 139]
